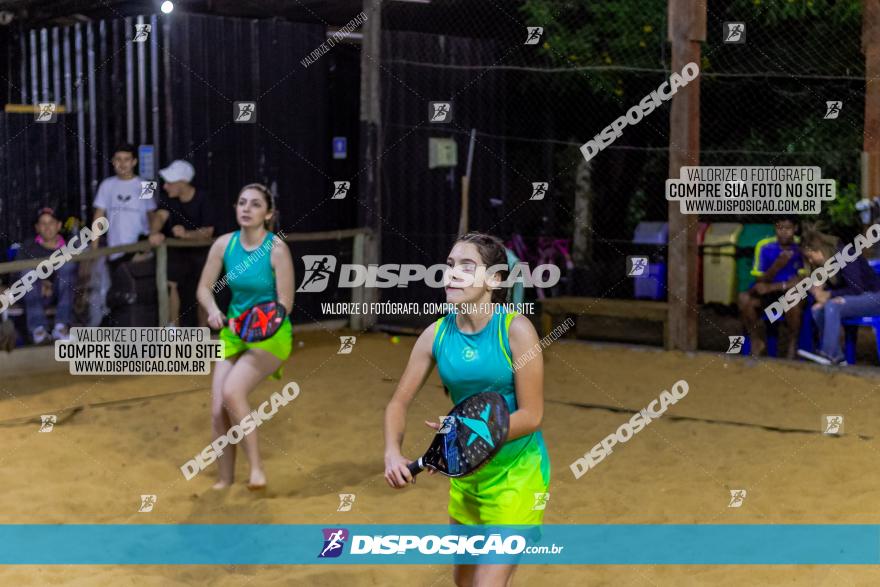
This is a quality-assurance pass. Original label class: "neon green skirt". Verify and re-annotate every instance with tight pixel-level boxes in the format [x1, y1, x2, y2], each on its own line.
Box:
[448, 432, 550, 525]
[218, 320, 292, 380]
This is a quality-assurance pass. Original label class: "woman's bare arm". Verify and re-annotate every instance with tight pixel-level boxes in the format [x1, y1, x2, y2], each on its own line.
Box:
[270, 236, 295, 315]
[508, 314, 544, 441]
[384, 324, 437, 487]
[197, 234, 230, 317]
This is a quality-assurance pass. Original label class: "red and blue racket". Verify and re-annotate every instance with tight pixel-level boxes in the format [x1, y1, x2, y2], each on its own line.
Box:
[228, 301, 286, 342]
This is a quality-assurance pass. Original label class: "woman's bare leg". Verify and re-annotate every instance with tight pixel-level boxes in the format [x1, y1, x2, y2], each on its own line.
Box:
[211, 357, 237, 489]
[220, 349, 282, 487]
[473, 563, 517, 587]
[451, 517, 476, 587]
[450, 516, 518, 586]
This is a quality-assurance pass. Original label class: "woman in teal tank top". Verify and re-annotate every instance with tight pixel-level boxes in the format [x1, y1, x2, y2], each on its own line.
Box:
[383, 232, 550, 587]
[196, 183, 294, 491]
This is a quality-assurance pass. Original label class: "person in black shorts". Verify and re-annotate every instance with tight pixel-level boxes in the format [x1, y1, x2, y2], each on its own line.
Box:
[148, 160, 214, 327]
[738, 216, 807, 358]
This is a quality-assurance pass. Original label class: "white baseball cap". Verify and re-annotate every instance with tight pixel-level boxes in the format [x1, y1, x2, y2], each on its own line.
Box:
[158, 160, 195, 183]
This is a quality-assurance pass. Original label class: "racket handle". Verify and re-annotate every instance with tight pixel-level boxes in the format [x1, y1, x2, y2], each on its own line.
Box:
[407, 458, 423, 478]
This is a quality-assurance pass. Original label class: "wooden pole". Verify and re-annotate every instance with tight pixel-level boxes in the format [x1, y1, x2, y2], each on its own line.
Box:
[863, 0, 880, 201]
[356, 0, 382, 331]
[156, 243, 169, 326]
[666, 0, 705, 351]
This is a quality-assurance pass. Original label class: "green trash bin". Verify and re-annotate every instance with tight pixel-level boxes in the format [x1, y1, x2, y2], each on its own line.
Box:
[736, 224, 776, 293]
[702, 223, 743, 305]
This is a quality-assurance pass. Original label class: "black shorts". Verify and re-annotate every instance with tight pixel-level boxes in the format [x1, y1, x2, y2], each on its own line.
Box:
[167, 247, 208, 285]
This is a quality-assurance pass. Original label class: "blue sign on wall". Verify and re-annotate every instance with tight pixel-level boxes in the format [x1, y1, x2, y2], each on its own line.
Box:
[138, 145, 155, 179]
[332, 137, 347, 160]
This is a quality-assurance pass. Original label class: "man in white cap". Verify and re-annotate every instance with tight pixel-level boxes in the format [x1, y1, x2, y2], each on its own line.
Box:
[148, 160, 214, 327]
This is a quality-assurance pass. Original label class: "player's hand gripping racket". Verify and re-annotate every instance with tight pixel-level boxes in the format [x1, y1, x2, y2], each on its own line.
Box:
[228, 301, 286, 342]
[408, 391, 510, 479]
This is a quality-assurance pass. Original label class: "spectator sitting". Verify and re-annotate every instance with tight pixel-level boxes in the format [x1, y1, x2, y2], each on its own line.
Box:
[799, 227, 880, 365]
[738, 216, 807, 359]
[17, 207, 76, 343]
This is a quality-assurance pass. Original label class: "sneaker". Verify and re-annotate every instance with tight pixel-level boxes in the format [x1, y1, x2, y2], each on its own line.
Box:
[52, 323, 70, 341]
[797, 349, 846, 366]
[32, 326, 50, 345]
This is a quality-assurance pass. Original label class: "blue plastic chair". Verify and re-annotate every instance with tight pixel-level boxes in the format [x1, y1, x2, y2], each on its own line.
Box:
[839, 258, 880, 365]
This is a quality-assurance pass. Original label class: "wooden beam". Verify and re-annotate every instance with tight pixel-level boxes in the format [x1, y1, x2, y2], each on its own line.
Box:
[666, 0, 705, 351]
[863, 0, 880, 199]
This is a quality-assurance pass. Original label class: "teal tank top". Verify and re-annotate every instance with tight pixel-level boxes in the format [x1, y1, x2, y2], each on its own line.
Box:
[223, 231, 277, 319]
[432, 308, 549, 474]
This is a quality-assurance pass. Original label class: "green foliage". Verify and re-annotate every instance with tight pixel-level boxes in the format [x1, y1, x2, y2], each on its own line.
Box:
[520, 0, 667, 95]
[730, 0, 860, 26]
[823, 182, 860, 233]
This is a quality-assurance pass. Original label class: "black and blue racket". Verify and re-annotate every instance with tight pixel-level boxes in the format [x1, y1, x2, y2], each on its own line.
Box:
[407, 391, 510, 478]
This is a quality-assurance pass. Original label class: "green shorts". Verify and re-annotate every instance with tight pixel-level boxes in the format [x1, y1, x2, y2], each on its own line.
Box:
[218, 319, 293, 380]
[448, 433, 550, 526]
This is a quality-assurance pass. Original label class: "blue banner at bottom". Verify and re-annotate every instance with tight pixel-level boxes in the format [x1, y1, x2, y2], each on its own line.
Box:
[1, 525, 878, 565]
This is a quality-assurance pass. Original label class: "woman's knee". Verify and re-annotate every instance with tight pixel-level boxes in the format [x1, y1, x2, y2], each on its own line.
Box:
[221, 382, 242, 404]
[211, 411, 228, 433]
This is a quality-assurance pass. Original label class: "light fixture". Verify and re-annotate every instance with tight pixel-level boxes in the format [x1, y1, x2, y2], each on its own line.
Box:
[160, 1, 174, 14]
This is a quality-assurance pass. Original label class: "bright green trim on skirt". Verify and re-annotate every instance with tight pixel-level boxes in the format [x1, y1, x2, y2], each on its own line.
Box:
[448, 433, 551, 525]
[218, 320, 292, 381]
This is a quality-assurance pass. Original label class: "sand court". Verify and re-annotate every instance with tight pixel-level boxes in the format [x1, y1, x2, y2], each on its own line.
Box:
[1, 331, 878, 584]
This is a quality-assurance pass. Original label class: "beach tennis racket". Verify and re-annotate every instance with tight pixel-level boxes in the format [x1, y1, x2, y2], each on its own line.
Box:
[407, 391, 510, 479]
[228, 300, 286, 342]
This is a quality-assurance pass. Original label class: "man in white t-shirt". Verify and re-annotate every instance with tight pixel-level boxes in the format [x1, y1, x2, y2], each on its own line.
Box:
[89, 144, 158, 324]
[91, 144, 157, 260]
